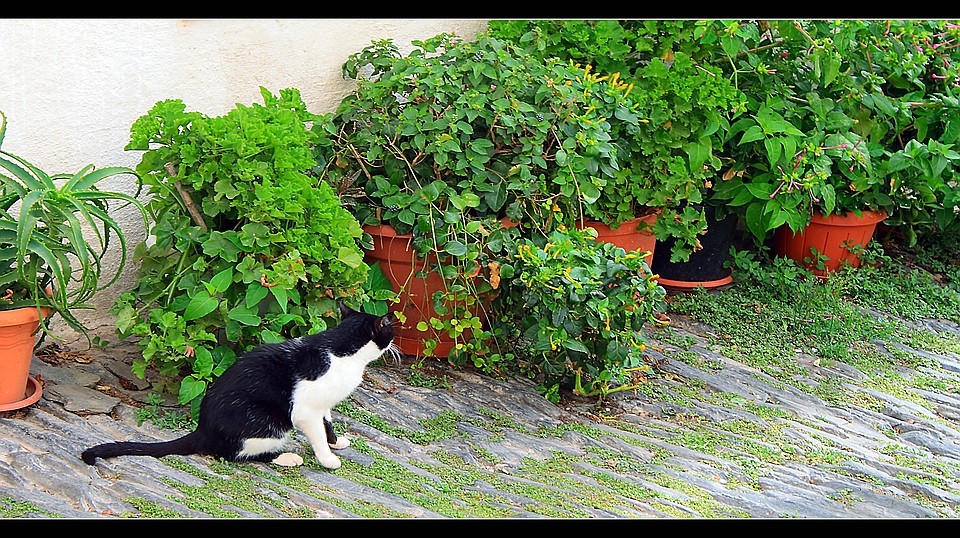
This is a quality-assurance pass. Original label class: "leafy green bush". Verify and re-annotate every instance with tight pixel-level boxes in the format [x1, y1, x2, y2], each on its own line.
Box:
[493, 226, 666, 401]
[325, 33, 647, 365]
[492, 19, 960, 248]
[487, 20, 739, 262]
[113, 87, 369, 415]
[697, 20, 960, 245]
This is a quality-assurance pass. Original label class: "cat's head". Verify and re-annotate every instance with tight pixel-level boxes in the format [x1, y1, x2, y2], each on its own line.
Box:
[339, 301, 401, 365]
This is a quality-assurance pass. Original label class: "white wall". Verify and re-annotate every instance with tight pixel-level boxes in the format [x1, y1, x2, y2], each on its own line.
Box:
[0, 18, 488, 344]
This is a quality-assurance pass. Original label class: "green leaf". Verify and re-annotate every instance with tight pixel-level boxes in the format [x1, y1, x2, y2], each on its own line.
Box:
[245, 283, 269, 308]
[270, 286, 289, 314]
[227, 303, 261, 326]
[744, 203, 769, 240]
[202, 233, 242, 263]
[210, 268, 234, 293]
[183, 291, 219, 321]
[445, 240, 467, 257]
[338, 246, 364, 268]
[260, 330, 286, 344]
[745, 182, 775, 200]
[212, 346, 237, 377]
[764, 137, 782, 167]
[178, 376, 207, 405]
[686, 138, 711, 172]
[579, 181, 600, 204]
[562, 339, 589, 353]
[193, 346, 214, 377]
[738, 125, 765, 144]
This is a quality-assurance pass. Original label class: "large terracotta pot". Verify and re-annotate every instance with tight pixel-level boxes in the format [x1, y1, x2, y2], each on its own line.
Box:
[580, 212, 659, 268]
[363, 224, 488, 358]
[0, 304, 51, 411]
[774, 210, 887, 278]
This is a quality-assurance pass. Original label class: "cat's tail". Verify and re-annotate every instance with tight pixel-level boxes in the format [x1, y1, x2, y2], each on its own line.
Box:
[81, 431, 201, 465]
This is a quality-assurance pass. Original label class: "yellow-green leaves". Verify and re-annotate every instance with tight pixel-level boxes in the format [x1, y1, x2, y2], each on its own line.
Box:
[116, 88, 371, 413]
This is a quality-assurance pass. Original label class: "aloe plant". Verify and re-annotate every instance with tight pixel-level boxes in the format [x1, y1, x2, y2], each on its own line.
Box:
[0, 110, 148, 343]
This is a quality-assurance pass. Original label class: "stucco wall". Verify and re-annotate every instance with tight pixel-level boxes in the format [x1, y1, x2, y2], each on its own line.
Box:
[0, 18, 488, 344]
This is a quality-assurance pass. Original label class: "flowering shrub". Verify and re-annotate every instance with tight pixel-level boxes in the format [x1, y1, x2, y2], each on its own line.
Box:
[493, 20, 960, 246]
[493, 226, 666, 401]
[488, 20, 740, 262]
[324, 32, 672, 364]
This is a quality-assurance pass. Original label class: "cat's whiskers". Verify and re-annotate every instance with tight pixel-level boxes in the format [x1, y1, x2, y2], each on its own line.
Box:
[381, 342, 403, 367]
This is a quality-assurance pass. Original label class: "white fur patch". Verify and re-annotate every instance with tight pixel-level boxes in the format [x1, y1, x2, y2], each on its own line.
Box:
[238, 431, 293, 458]
[291, 341, 384, 415]
[272, 452, 304, 467]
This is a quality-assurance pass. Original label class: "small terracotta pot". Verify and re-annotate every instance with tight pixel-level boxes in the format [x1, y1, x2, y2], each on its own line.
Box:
[579, 212, 659, 268]
[0, 304, 51, 409]
[774, 210, 887, 278]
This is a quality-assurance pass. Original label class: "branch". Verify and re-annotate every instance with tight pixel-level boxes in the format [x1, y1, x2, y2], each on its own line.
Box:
[163, 162, 208, 232]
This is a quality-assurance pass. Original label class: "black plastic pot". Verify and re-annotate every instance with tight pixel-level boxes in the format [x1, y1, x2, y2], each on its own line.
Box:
[651, 205, 736, 289]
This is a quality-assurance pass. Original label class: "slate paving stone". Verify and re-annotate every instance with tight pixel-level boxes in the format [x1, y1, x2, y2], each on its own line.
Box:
[0, 311, 958, 519]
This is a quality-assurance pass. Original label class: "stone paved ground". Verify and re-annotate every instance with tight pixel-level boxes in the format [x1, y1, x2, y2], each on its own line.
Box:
[1, 309, 959, 519]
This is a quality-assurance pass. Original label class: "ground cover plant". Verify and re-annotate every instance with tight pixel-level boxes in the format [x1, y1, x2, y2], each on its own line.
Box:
[664, 238, 960, 408]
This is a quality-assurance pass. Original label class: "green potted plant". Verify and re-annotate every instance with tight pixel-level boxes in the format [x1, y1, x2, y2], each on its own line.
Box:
[0, 110, 148, 410]
[323, 32, 640, 368]
[701, 20, 960, 275]
[112, 88, 371, 415]
[487, 20, 741, 270]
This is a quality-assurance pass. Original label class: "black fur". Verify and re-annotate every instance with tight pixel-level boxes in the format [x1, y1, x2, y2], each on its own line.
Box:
[81, 302, 397, 468]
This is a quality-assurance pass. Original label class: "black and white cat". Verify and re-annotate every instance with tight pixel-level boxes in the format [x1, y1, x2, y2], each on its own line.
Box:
[81, 302, 399, 470]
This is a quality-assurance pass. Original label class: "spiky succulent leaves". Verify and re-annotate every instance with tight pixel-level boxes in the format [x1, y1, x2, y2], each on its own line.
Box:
[0, 111, 148, 343]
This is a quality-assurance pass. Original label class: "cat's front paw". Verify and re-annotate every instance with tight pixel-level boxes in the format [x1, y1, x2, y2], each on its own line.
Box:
[329, 436, 350, 450]
[316, 453, 342, 470]
[272, 452, 304, 467]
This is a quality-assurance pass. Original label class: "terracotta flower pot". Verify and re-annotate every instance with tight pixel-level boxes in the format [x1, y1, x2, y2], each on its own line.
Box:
[579, 212, 659, 268]
[774, 210, 887, 278]
[363, 224, 493, 358]
[0, 304, 51, 411]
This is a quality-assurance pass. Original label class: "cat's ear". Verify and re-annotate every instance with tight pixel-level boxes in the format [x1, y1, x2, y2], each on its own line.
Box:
[379, 312, 397, 329]
[338, 300, 356, 318]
